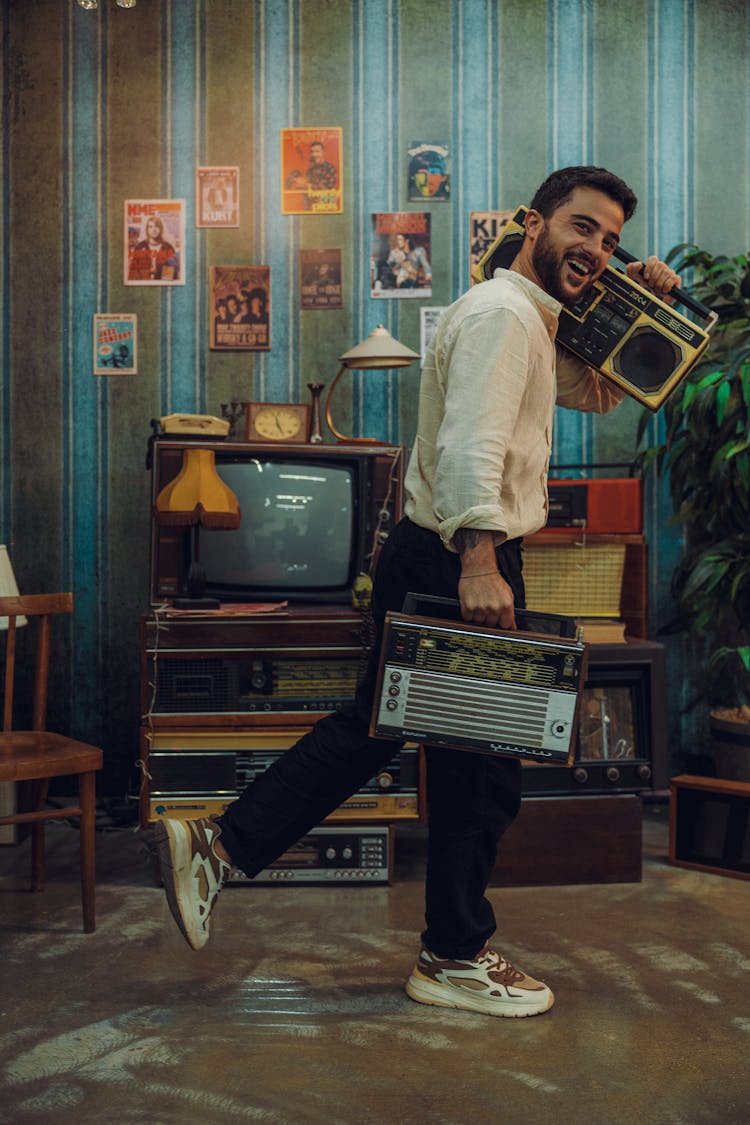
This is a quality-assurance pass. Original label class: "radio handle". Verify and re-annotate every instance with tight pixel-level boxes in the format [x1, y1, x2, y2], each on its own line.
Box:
[611, 245, 717, 326]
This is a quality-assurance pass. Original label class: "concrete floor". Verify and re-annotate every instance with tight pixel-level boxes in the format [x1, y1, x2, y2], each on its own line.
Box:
[1, 803, 749, 1125]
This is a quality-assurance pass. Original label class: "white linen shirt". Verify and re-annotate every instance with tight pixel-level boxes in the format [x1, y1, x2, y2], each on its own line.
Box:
[404, 269, 624, 550]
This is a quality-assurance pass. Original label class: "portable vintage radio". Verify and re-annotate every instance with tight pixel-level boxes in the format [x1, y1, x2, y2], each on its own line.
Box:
[547, 475, 642, 533]
[371, 600, 587, 764]
[472, 205, 717, 411]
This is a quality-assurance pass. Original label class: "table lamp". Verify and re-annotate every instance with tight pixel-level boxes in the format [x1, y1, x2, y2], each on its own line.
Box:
[154, 447, 240, 609]
[325, 324, 419, 443]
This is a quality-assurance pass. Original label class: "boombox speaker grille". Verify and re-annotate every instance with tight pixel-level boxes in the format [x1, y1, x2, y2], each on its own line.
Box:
[611, 326, 682, 394]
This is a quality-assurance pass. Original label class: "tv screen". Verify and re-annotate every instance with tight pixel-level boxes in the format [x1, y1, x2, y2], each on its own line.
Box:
[199, 457, 357, 600]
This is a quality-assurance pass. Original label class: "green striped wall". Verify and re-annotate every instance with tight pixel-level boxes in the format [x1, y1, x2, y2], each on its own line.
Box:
[1, 0, 749, 789]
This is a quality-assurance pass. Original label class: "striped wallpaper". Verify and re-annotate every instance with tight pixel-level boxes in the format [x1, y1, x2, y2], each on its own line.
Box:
[1, 0, 748, 788]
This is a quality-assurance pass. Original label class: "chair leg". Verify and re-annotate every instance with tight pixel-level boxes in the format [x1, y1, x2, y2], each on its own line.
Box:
[30, 779, 48, 893]
[79, 771, 97, 933]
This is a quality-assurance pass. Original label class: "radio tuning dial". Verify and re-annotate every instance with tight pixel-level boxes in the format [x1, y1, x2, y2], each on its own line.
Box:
[637, 764, 652, 781]
[606, 766, 621, 782]
[573, 767, 588, 784]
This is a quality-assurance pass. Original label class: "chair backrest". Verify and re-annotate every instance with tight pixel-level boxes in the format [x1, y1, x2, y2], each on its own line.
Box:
[0, 593, 73, 733]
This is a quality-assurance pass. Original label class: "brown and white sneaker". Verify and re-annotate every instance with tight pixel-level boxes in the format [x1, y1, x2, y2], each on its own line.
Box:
[405, 944, 554, 1017]
[154, 818, 233, 950]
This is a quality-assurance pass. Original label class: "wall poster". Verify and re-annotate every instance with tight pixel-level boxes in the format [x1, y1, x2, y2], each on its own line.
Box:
[299, 248, 343, 309]
[196, 167, 240, 227]
[210, 265, 270, 351]
[407, 141, 450, 200]
[419, 307, 447, 365]
[469, 209, 515, 285]
[93, 314, 137, 375]
[124, 199, 185, 285]
[370, 212, 432, 298]
[281, 127, 343, 214]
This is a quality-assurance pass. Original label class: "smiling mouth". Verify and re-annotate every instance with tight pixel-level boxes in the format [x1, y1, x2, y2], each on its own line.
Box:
[565, 256, 593, 281]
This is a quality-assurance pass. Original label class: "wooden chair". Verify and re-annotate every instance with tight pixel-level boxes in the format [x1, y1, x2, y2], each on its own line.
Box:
[0, 593, 103, 932]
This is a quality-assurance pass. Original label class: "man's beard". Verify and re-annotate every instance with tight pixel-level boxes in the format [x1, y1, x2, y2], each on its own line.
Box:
[531, 227, 593, 308]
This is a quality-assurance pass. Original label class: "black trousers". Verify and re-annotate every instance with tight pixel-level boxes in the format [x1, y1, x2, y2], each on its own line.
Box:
[217, 518, 525, 959]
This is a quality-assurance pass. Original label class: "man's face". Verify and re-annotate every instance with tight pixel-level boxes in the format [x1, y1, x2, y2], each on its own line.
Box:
[528, 187, 624, 307]
[310, 143, 324, 163]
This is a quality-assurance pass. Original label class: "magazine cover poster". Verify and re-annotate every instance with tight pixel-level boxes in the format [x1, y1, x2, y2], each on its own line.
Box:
[281, 127, 342, 215]
[93, 314, 137, 375]
[469, 209, 515, 284]
[124, 199, 185, 285]
[196, 167, 240, 227]
[299, 248, 343, 309]
[210, 265, 271, 351]
[408, 142, 450, 201]
[371, 212, 432, 299]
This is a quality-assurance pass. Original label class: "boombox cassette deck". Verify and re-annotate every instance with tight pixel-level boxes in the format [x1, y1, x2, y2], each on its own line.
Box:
[472, 205, 717, 411]
[371, 607, 587, 764]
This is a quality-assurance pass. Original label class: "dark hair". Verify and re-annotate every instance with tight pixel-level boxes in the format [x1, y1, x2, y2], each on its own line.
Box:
[530, 166, 638, 222]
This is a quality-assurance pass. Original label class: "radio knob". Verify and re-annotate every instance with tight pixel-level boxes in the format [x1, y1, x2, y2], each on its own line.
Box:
[389, 671, 402, 683]
[377, 772, 394, 789]
[637, 764, 652, 781]
[325, 847, 336, 860]
[386, 700, 398, 711]
[606, 766, 621, 782]
[342, 846, 353, 860]
[573, 767, 588, 784]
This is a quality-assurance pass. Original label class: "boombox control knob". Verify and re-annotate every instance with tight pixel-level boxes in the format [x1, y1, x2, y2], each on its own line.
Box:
[605, 766, 621, 783]
[389, 671, 402, 683]
[573, 767, 589, 784]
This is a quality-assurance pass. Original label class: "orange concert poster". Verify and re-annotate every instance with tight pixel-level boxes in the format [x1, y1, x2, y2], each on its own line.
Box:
[281, 127, 343, 215]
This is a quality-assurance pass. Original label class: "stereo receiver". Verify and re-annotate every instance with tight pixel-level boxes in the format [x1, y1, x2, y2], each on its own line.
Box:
[472, 205, 717, 411]
[371, 609, 587, 763]
[146, 731, 420, 823]
[227, 825, 393, 885]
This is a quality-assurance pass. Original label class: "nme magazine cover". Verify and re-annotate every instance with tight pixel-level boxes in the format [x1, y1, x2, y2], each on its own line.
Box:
[281, 127, 343, 215]
[299, 248, 343, 309]
[93, 314, 137, 375]
[408, 141, 450, 201]
[124, 199, 185, 285]
[196, 167, 239, 227]
[469, 209, 515, 284]
[210, 265, 271, 351]
[370, 212, 432, 299]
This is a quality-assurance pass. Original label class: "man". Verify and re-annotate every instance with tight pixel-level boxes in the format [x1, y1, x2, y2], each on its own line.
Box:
[306, 140, 338, 191]
[155, 166, 679, 1019]
[386, 232, 432, 289]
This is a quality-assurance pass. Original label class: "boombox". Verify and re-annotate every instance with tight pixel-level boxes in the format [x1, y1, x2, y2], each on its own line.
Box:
[371, 601, 587, 764]
[472, 205, 717, 411]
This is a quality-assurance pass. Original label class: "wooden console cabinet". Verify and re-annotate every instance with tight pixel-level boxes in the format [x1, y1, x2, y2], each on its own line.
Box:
[139, 604, 422, 831]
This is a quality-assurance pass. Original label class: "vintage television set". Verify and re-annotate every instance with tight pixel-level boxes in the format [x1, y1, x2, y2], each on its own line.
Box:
[148, 438, 405, 606]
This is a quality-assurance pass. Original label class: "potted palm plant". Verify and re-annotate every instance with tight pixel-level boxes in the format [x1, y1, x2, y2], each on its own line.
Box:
[638, 244, 750, 779]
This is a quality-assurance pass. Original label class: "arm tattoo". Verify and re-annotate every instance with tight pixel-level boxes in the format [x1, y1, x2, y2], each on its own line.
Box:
[454, 528, 483, 554]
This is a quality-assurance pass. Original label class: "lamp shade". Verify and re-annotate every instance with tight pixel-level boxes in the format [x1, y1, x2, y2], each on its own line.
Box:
[154, 448, 240, 529]
[338, 324, 420, 369]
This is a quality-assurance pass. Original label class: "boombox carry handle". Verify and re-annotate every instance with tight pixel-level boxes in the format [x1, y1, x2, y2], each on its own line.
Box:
[611, 245, 717, 327]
